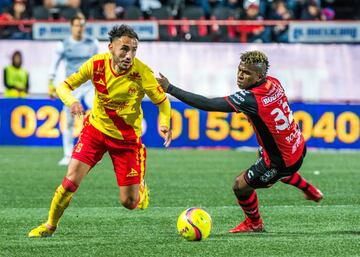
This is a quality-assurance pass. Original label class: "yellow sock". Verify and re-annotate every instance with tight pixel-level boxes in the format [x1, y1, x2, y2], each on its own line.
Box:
[46, 184, 74, 228]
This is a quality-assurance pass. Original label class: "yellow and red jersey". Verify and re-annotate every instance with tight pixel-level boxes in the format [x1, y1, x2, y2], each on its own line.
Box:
[57, 52, 169, 140]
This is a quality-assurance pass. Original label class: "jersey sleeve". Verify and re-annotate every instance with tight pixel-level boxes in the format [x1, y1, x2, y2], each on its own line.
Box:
[63, 57, 93, 90]
[93, 39, 99, 55]
[225, 90, 258, 115]
[142, 66, 167, 105]
[48, 41, 64, 81]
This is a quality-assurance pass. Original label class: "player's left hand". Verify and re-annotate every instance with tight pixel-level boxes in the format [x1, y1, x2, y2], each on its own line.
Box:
[160, 125, 172, 147]
[156, 73, 170, 92]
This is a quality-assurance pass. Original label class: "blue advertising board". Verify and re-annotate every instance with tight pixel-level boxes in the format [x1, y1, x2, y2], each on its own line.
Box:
[0, 99, 359, 149]
[32, 21, 159, 40]
[289, 21, 360, 43]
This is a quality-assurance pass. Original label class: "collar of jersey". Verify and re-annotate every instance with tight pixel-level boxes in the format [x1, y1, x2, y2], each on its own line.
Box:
[246, 78, 266, 90]
[109, 58, 132, 77]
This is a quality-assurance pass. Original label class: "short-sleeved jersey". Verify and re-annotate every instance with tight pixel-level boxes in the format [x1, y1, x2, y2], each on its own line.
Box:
[64, 52, 167, 140]
[49, 37, 99, 80]
[225, 76, 305, 168]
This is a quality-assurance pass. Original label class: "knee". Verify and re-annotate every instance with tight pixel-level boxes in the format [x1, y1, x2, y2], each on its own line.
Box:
[232, 176, 243, 193]
[232, 172, 250, 195]
[120, 196, 139, 210]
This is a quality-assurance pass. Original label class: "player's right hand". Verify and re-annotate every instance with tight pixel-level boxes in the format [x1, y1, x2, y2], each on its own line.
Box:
[70, 101, 85, 119]
[156, 73, 170, 92]
[48, 81, 57, 99]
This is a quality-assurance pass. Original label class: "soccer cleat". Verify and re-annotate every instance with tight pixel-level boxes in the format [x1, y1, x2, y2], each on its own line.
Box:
[58, 156, 70, 166]
[137, 180, 149, 210]
[304, 185, 323, 202]
[28, 223, 56, 238]
[229, 218, 265, 233]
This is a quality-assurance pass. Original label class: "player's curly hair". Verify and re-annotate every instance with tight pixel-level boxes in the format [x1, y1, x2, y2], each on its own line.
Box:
[108, 24, 139, 42]
[240, 50, 269, 78]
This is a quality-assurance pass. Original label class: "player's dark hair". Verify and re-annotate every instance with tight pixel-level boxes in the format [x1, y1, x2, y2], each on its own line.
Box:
[70, 12, 85, 26]
[108, 24, 139, 42]
[240, 51, 269, 78]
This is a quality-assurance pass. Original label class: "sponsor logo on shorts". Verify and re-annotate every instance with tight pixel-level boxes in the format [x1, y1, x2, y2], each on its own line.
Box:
[126, 168, 139, 177]
[260, 169, 277, 183]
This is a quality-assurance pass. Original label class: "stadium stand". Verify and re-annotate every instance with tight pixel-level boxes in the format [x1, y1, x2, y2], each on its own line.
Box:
[0, 0, 358, 42]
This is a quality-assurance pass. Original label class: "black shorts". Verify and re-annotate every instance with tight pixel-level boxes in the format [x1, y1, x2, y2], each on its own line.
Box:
[244, 146, 307, 188]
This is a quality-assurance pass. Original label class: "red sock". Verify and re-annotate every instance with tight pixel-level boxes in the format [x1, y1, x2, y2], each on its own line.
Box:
[281, 172, 309, 191]
[237, 190, 261, 223]
[61, 177, 79, 192]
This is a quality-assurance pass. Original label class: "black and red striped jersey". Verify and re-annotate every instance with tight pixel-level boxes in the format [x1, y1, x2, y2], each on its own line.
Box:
[225, 76, 305, 168]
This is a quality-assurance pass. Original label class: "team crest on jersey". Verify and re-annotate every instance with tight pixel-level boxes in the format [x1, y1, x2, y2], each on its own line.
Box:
[128, 72, 141, 82]
[128, 87, 137, 95]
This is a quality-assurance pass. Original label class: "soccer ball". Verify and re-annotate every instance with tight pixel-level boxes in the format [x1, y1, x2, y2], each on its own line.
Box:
[177, 207, 212, 241]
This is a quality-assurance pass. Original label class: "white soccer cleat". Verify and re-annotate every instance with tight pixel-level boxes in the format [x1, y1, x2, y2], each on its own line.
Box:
[58, 156, 70, 166]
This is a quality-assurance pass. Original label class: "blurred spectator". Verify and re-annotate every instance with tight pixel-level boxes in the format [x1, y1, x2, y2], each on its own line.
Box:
[239, 1, 271, 42]
[292, 0, 321, 19]
[139, 0, 162, 15]
[3, 50, 30, 98]
[59, 0, 82, 20]
[196, 0, 223, 18]
[33, 0, 82, 20]
[82, 0, 102, 19]
[270, 0, 292, 43]
[224, 0, 242, 12]
[0, 8, 13, 38]
[92, 0, 123, 19]
[0, 7, 12, 21]
[1, 0, 31, 39]
[321, 7, 334, 20]
[243, 0, 267, 17]
[11, 0, 30, 20]
[116, 0, 137, 7]
[300, 0, 323, 20]
[166, 0, 185, 17]
[32, 0, 59, 20]
[0, 0, 12, 13]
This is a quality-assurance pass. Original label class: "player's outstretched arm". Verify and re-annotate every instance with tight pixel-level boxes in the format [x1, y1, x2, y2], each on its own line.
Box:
[157, 97, 172, 147]
[157, 73, 233, 113]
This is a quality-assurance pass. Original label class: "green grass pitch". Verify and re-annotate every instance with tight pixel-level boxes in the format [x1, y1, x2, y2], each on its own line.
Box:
[0, 147, 359, 257]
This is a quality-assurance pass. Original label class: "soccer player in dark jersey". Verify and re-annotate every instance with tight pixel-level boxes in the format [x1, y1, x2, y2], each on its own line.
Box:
[157, 50, 323, 233]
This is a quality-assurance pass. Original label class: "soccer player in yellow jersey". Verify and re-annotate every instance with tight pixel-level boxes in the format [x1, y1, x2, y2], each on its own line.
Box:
[28, 24, 172, 238]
